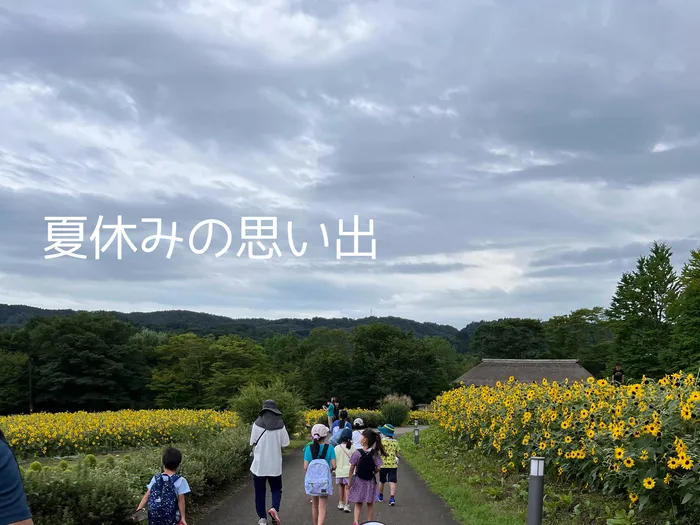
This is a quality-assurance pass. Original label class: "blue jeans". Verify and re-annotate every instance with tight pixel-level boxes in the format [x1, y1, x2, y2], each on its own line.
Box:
[253, 474, 282, 519]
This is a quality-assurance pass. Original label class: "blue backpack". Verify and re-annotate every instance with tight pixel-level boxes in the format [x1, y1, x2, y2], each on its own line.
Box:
[148, 473, 180, 525]
[304, 445, 333, 496]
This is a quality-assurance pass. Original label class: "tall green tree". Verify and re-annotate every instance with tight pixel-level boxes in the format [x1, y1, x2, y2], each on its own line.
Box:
[263, 332, 307, 394]
[470, 318, 550, 359]
[607, 242, 680, 379]
[0, 350, 29, 415]
[666, 248, 700, 373]
[150, 333, 268, 409]
[16, 313, 148, 412]
[299, 328, 353, 407]
[347, 324, 411, 408]
[544, 307, 613, 376]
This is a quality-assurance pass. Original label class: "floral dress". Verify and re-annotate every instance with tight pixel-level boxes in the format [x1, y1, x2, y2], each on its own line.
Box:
[348, 448, 383, 503]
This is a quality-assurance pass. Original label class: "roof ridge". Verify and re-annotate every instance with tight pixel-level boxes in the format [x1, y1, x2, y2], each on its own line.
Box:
[480, 359, 580, 363]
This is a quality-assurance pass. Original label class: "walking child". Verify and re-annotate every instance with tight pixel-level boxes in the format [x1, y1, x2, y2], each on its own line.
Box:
[377, 424, 400, 505]
[135, 447, 190, 525]
[330, 409, 352, 446]
[304, 424, 337, 525]
[333, 428, 356, 513]
[351, 418, 365, 450]
[347, 429, 386, 525]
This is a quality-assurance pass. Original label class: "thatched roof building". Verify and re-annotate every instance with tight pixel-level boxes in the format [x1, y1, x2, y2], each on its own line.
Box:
[454, 359, 593, 387]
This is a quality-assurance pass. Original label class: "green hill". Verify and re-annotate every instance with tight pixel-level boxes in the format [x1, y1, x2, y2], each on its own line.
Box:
[0, 303, 461, 344]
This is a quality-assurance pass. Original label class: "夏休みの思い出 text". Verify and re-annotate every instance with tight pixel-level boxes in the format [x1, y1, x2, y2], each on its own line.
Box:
[43, 215, 377, 261]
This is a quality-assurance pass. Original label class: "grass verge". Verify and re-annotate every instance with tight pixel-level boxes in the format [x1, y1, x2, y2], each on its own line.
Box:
[399, 427, 646, 525]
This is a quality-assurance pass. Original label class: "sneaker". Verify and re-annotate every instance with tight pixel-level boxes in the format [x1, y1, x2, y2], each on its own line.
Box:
[268, 508, 280, 525]
[258, 519, 267, 525]
[377, 493, 384, 502]
[344, 504, 351, 513]
[338, 502, 344, 510]
[389, 496, 395, 506]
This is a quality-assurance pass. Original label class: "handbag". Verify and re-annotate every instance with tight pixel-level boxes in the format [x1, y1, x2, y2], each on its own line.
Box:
[250, 429, 267, 459]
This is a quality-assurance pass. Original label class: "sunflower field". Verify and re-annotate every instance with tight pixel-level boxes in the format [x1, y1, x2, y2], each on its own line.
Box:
[433, 372, 700, 516]
[1, 409, 239, 458]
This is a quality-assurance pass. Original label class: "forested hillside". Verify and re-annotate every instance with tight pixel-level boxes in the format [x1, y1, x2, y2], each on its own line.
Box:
[0, 304, 460, 344]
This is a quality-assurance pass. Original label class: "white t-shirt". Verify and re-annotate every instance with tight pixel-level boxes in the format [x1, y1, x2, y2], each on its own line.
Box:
[352, 430, 363, 450]
[147, 474, 190, 522]
[250, 423, 291, 477]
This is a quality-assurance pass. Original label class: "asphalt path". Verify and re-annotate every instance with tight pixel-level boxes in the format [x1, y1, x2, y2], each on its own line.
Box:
[198, 426, 460, 525]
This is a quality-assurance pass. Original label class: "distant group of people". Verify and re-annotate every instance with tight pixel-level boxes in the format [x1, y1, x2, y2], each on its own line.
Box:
[249, 398, 401, 525]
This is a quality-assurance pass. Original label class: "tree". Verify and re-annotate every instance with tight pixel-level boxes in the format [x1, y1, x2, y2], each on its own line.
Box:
[456, 321, 489, 353]
[299, 328, 353, 407]
[607, 242, 680, 379]
[347, 324, 413, 407]
[15, 313, 149, 412]
[544, 307, 613, 376]
[666, 248, 700, 373]
[0, 350, 29, 415]
[150, 333, 269, 409]
[470, 318, 549, 359]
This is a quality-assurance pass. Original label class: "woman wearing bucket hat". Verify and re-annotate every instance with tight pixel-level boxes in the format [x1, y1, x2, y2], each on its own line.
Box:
[377, 424, 400, 506]
[250, 400, 290, 525]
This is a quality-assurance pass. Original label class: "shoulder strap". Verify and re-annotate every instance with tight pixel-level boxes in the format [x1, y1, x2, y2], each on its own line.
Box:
[253, 428, 267, 448]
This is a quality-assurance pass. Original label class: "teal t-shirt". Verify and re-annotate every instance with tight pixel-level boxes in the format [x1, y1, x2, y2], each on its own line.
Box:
[304, 443, 336, 467]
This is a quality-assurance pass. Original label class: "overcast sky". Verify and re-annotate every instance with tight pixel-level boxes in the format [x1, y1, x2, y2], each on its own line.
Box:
[1, 0, 699, 329]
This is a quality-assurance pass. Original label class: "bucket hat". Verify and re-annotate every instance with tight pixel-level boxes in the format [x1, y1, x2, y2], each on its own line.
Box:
[379, 424, 395, 437]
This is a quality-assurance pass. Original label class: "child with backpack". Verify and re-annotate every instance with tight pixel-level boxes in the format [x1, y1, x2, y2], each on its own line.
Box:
[347, 429, 386, 525]
[135, 447, 190, 525]
[377, 424, 400, 505]
[333, 428, 356, 513]
[330, 410, 352, 447]
[304, 424, 337, 525]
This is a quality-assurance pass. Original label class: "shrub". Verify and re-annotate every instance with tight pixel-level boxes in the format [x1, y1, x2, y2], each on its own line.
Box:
[306, 409, 383, 429]
[22, 465, 142, 525]
[381, 403, 410, 427]
[229, 378, 306, 435]
[83, 454, 97, 469]
[22, 426, 252, 524]
[350, 410, 383, 428]
[380, 393, 413, 409]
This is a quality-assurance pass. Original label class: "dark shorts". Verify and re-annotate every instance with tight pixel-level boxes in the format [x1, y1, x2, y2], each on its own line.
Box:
[379, 468, 397, 483]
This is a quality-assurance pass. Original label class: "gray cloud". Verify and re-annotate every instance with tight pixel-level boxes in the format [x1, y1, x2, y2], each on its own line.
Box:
[1, 0, 700, 327]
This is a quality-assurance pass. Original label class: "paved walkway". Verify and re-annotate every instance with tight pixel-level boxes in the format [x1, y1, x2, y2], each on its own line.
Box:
[198, 426, 459, 525]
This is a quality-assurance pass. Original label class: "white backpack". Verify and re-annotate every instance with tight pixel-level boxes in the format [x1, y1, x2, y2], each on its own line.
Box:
[304, 444, 333, 496]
